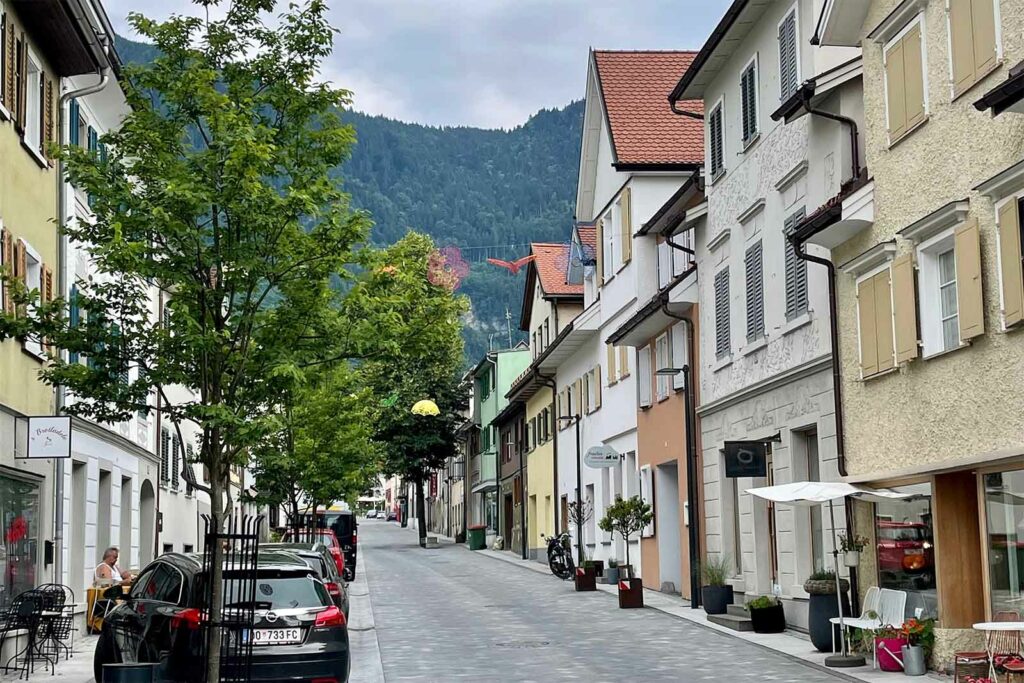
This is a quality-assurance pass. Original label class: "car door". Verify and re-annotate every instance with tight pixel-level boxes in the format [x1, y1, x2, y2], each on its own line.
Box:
[125, 562, 186, 664]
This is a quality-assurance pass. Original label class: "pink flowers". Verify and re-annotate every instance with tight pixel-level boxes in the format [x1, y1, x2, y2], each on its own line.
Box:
[427, 246, 469, 291]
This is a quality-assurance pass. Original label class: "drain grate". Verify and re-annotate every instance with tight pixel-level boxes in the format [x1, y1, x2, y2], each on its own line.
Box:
[494, 640, 551, 649]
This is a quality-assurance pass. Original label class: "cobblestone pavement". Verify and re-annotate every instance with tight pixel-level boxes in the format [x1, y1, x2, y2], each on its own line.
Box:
[362, 521, 849, 683]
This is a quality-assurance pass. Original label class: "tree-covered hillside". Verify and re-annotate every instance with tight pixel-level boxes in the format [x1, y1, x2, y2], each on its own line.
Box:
[114, 35, 583, 365]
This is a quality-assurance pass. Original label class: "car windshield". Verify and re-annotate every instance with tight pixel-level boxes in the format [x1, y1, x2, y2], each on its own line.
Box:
[216, 573, 330, 610]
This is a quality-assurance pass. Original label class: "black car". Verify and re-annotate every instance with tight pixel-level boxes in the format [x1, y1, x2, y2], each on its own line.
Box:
[94, 551, 350, 683]
[262, 543, 349, 616]
[328, 511, 357, 582]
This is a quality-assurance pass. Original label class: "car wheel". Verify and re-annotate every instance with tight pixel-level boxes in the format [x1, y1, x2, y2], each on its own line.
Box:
[93, 630, 119, 683]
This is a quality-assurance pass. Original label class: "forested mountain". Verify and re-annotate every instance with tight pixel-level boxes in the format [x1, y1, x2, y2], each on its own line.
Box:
[114, 36, 583, 365]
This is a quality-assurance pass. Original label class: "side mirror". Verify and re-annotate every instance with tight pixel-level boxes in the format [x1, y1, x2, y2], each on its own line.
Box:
[103, 585, 127, 601]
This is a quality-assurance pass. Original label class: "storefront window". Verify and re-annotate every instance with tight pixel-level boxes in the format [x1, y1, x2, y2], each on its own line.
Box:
[874, 483, 936, 619]
[985, 470, 1024, 615]
[0, 474, 40, 608]
[485, 491, 498, 532]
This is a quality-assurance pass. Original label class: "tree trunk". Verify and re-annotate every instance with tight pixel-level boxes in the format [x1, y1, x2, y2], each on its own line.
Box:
[415, 478, 427, 547]
[206, 466, 225, 683]
[624, 533, 630, 573]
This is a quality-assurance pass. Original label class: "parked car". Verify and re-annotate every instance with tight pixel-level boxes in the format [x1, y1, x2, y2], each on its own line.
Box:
[282, 528, 346, 579]
[262, 542, 349, 615]
[385, 511, 398, 522]
[94, 551, 349, 683]
[329, 512, 357, 582]
[365, 510, 378, 519]
[877, 521, 935, 588]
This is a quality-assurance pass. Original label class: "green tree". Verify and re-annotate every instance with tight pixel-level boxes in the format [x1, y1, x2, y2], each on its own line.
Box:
[0, 1, 369, 678]
[598, 496, 654, 575]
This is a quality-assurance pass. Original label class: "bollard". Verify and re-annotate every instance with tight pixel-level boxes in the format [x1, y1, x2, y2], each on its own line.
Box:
[103, 662, 157, 683]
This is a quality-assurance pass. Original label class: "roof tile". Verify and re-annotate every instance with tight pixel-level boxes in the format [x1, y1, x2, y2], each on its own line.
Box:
[532, 243, 582, 296]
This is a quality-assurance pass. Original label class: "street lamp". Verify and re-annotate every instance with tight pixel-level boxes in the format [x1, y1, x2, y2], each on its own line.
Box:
[654, 364, 701, 609]
[557, 413, 583, 566]
[410, 398, 441, 547]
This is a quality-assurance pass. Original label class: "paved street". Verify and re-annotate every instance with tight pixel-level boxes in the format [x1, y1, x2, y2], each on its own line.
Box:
[361, 521, 848, 683]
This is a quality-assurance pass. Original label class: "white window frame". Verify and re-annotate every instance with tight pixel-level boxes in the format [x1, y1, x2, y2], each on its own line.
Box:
[916, 226, 963, 357]
[994, 192, 1024, 331]
[943, 0, 1002, 98]
[638, 345, 653, 408]
[740, 53, 759, 148]
[854, 260, 899, 379]
[21, 239, 43, 358]
[708, 97, 725, 181]
[24, 47, 42, 153]
[655, 332, 670, 401]
[639, 465, 655, 538]
[777, 4, 802, 100]
[586, 368, 598, 413]
[603, 206, 616, 281]
[882, 13, 930, 146]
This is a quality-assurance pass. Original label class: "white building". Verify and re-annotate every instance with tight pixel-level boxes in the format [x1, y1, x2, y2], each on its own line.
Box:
[671, 0, 862, 628]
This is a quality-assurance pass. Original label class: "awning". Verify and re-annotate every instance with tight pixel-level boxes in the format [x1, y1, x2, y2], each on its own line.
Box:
[974, 60, 1024, 116]
[746, 481, 909, 506]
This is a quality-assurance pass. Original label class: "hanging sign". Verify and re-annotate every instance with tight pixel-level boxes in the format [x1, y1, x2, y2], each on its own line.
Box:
[584, 444, 620, 469]
[724, 440, 768, 478]
[24, 416, 72, 459]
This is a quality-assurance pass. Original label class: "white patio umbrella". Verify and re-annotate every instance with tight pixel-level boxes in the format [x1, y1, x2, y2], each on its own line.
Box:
[745, 481, 908, 668]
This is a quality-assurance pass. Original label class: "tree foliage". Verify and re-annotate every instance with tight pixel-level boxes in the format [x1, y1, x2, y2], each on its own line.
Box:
[598, 496, 654, 571]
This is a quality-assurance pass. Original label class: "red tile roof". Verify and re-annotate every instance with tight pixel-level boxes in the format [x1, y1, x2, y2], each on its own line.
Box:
[532, 243, 582, 296]
[577, 226, 597, 253]
[592, 50, 704, 166]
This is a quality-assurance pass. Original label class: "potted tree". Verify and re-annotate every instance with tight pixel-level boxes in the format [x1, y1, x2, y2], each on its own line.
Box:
[802, 569, 851, 652]
[599, 495, 652, 609]
[838, 532, 869, 568]
[700, 555, 734, 615]
[568, 499, 601, 578]
[899, 618, 934, 676]
[745, 595, 786, 633]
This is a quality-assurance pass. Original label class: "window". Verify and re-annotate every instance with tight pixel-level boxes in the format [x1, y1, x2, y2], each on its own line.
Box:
[778, 7, 799, 100]
[984, 469, 1024, 615]
[997, 197, 1024, 329]
[23, 48, 41, 152]
[603, 209, 615, 281]
[948, 0, 998, 97]
[658, 238, 673, 289]
[714, 267, 730, 358]
[586, 366, 601, 413]
[171, 435, 181, 490]
[670, 321, 687, 391]
[875, 483, 936, 619]
[0, 474, 40, 608]
[740, 57, 758, 145]
[802, 430, 825, 574]
[183, 544, 194, 554]
[655, 333, 670, 401]
[639, 466, 654, 538]
[160, 428, 171, 484]
[708, 102, 724, 179]
[638, 346, 653, 408]
[20, 240, 42, 357]
[784, 209, 808, 320]
[618, 189, 632, 266]
[857, 267, 896, 376]
[884, 19, 926, 143]
[543, 319, 550, 348]
[0, 5, 7, 112]
[745, 241, 764, 342]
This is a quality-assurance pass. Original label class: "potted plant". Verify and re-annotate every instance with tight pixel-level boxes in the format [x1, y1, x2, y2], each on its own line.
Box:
[599, 495, 653, 609]
[838, 532, 869, 568]
[745, 595, 786, 633]
[802, 569, 851, 652]
[899, 618, 935, 676]
[604, 558, 620, 585]
[700, 555, 734, 615]
[873, 625, 909, 672]
[575, 550, 598, 592]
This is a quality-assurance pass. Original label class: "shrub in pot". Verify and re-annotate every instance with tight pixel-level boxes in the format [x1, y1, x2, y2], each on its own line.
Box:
[838, 532, 869, 568]
[604, 558, 620, 584]
[700, 555, 734, 615]
[802, 570, 851, 652]
[746, 595, 786, 633]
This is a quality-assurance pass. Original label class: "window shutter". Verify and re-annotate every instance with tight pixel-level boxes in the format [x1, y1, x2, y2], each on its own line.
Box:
[885, 38, 908, 139]
[15, 34, 25, 131]
[709, 107, 723, 176]
[69, 284, 80, 363]
[620, 188, 632, 264]
[618, 345, 629, 378]
[594, 366, 602, 410]
[574, 378, 583, 417]
[971, 0, 997, 77]
[741, 64, 757, 143]
[596, 218, 605, 285]
[0, 228, 11, 315]
[950, 0, 977, 94]
[41, 71, 52, 156]
[902, 25, 925, 130]
[582, 374, 590, 414]
[874, 270, 896, 373]
[172, 436, 181, 490]
[857, 276, 879, 376]
[15, 238, 26, 284]
[891, 253, 919, 363]
[955, 217, 985, 340]
[638, 346, 653, 408]
[68, 99, 79, 146]
[784, 210, 808, 319]
[160, 430, 170, 483]
[671, 321, 687, 390]
[998, 199, 1024, 328]
[715, 267, 730, 356]
[606, 343, 617, 385]
[778, 12, 798, 100]
[745, 240, 764, 341]
[2, 14, 14, 110]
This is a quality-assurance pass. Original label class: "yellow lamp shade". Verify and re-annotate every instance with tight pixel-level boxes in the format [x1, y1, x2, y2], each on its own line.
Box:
[411, 399, 440, 416]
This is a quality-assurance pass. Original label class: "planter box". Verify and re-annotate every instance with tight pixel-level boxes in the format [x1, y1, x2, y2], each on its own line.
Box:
[618, 578, 643, 609]
[807, 591, 850, 652]
[701, 585, 734, 615]
[574, 566, 597, 592]
[749, 603, 786, 633]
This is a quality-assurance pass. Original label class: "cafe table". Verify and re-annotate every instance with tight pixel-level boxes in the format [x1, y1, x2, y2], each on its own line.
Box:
[972, 621, 1024, 682]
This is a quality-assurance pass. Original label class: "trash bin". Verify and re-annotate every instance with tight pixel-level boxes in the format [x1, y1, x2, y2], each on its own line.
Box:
[467, 524, 487, 551]
[103, 663, 157, 683]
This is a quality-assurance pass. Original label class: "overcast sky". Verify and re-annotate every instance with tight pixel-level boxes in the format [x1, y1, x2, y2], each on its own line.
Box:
[102, 0, 730, 129]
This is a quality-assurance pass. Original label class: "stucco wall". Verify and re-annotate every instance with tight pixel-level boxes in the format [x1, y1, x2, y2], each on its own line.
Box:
[833, 0, 1024, 477]
[525, 389, 555, 557]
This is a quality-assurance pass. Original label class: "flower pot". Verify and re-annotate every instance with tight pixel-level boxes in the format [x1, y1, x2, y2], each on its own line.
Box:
[807, 591, 851, 652]
[843, 551, 860, 568]
[701, 585, 734, 615]
[618, 578, 643, 609]
[574, 565, 597, 592]
[875, 637, 909, 672]
[749, 603, 786, 633]
[902, 644, 926, 676]
[604, 567, 620, 584]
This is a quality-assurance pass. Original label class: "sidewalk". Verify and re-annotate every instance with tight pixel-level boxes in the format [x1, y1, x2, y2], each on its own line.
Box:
[0, 633, 98, 682]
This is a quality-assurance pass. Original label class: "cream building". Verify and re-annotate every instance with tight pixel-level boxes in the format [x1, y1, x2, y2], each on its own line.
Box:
[806, 0, 1024, 663]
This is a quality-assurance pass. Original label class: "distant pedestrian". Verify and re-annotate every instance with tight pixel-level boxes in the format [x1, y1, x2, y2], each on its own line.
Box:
[94, 547, 131, 586]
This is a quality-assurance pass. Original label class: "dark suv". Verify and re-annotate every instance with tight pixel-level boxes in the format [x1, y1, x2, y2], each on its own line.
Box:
[94, 552, 350, 682]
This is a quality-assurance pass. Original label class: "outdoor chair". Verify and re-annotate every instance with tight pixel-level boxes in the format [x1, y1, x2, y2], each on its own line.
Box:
[954, 611, 1024, 683]
[830, 585, 882, 654]
[0, 590, 52, 680]
[863, 589, 908, 669]
[34, 584, 74, 663]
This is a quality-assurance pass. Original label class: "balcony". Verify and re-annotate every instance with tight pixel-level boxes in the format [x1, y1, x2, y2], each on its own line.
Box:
[470, 450, 498, 494]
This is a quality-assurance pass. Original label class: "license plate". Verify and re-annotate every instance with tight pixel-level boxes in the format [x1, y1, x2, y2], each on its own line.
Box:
[244, 628, 303, 646]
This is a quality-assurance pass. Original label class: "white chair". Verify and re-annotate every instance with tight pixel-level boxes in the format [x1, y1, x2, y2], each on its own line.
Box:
[831, 585, 882, 653]
[871, 589, 908, 669]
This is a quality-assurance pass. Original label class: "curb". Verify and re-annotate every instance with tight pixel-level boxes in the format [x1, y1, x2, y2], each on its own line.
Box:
[347, 548, 385, 683]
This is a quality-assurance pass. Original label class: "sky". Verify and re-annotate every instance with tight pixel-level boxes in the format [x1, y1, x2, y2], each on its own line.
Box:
[102, 0, 731, 130]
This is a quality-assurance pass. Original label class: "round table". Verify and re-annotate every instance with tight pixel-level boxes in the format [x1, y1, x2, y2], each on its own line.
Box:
[972, 622, 1024, 682]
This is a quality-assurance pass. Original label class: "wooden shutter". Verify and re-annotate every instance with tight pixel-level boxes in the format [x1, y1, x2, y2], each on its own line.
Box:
[874, 270, 896, 373]
[582, 374, 590, 414]
[955, 217, 985, 340]
[885, 37, 907, 139]
[596, 218, 605, 285]
[971, 0, 998, 79]
[15, 34, 25, 131]
[42, 72, 53, 158]
[594, 366, 602, 410]
[2, 14, 14, 110]
[15, 238, 26, 284]
[903, 25, 925, 130]
[574, 378, 583, 417]
[858, 276, 879, 376]
[891, 253, 919, 363]
[745, 240, 764, 341]
[997, 199, 1024, 328]
[620, 187, 632, 264]
[714, 267, 730, 356]
[606, 343, 617, 385]
[0, 228, 11, 315]
[618, 345, 629, 378]
[950, 0, 977, 94]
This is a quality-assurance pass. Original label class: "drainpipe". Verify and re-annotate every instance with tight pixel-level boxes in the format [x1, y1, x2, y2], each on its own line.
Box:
[660, 300, 702, 608]
[517, 417, 527, 560]
[537, 372, 559, 537]
[54, 47, 112, 585]
[798, 89, 861, 190]
[669, 100, 705, 121]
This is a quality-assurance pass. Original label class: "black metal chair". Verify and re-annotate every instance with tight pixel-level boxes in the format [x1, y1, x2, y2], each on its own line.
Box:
[34, 584, 73, 662]
[0, 590, 51, 680]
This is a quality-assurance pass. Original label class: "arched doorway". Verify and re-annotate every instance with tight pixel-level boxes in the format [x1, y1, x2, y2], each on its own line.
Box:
[139, 480, 156, 566]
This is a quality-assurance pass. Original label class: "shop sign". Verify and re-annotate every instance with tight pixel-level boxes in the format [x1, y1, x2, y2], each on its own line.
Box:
[584, 445, 620, 468]
[724, 440, 768, 478]
[23, 417, 72, 459]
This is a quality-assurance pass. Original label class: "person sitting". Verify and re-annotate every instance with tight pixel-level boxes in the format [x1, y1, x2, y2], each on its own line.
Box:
[93, 547, 131, 586]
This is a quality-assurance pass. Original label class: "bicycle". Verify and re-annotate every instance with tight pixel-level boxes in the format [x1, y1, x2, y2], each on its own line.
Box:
[542, 531, 575, 580]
